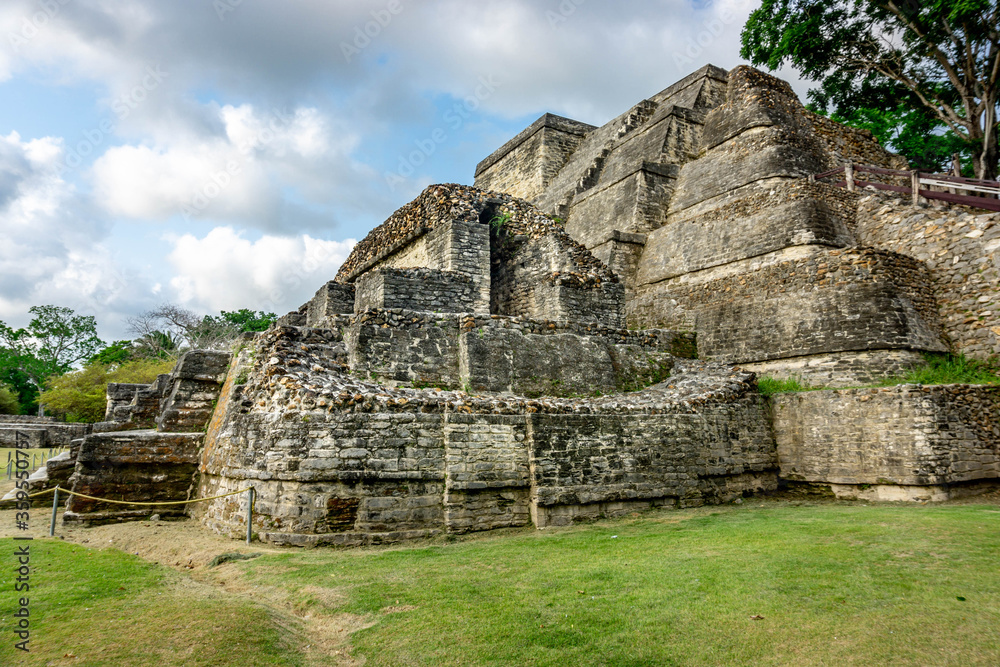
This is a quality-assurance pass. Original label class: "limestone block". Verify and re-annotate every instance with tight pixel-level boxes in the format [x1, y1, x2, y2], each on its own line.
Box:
[306, 281, 355, 326]
[773, 385, 1000, 488]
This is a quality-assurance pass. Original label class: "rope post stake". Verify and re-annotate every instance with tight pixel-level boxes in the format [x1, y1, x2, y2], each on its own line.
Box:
[911, 170, 921, 206]
[246, 487, 255, 545]
[50, 487, 59, 537]
[845, 162, 855, 192]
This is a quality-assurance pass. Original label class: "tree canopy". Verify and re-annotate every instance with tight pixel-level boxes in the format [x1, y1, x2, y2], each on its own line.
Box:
[40, 357, 176, 423]
[0, 305, 105, 414]
[127, 305, 276, 352]
[216, 308, 278, 333]
[0, 384, 20, 415]
[741, 0, 1000, 179]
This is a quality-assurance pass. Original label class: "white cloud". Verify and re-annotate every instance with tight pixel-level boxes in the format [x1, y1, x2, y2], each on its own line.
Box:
[90, 103, 369, 230]
[0, 131, 152, 334]
[91, 141, 274, 222]
[222, 105, 339, 160]
[166, 227, 356, 315]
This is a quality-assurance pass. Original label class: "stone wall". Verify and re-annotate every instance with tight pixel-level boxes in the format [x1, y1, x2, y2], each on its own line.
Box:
[0, 422, 90, 448]
[564, 163, 678, 248]
[528, 395, 777, 527]
[636, 180, 855, 285]
[193, 325, 777, 545]
[105, 383, 152, 418]
[669, 67, 829, 214]
[346, 309, 684, 396]
[355, 267, 478, 314]
[853, 195, 1000, 361]
[104, 374, 172, 428]
[0, 415, 58, 423]
[306, 281, 355, 326]
[491, 231, 624, 328]
[631, 247, 947, 367]
[444, 413, 531, 533]
[773, 384, 1000, 500]
[365, 219, 491, 315]
[0, 427, 47, 448]
[157, 351, 230, 432]
[63, 431, 205, 522]
[347, 311, 463, 389]
[474, 114, 595, 201]
[805, 110, 910, 173]
[739, 349, 928, 388]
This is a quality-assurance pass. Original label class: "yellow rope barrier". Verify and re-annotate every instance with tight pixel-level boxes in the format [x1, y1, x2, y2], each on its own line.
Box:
[24, 485, 249, 505]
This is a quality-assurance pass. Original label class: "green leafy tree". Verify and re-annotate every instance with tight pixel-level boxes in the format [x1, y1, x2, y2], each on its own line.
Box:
[40, 357, 176, 423]
[89, 340, 135, 366]
[128, 304, 237, 352]
[741, 0, 1000, 179]
[0, 360, 38, 414]
[0, 384, 20, 415]
[0, 305, 105, 415]
[216, 309, 277, 333]
[132, 330, 182, 360]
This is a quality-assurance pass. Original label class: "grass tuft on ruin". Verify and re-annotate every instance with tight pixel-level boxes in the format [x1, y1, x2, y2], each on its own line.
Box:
[756, 376, 810, 396]
[879, 352, 1000, 386]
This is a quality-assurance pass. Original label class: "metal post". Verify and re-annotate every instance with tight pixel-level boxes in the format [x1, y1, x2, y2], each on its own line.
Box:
[6, 461, 10, 480]
[50, 487, 59, 537]
[911, 170, 921, 206]
[245, 487, 255, 545]
[845, 163, 855, 192]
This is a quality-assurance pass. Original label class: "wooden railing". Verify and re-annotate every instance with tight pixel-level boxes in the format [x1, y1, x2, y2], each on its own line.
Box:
[810, 163, 1000, 212]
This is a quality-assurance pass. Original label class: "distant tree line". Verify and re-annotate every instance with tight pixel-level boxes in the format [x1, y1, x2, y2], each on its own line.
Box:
[0, 304, 275, 421]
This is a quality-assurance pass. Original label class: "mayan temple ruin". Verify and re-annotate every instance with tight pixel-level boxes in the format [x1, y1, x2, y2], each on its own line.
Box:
[13, 64, 999, 546]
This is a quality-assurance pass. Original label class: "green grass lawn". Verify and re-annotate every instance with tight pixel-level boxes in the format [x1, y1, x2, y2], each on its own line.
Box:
[0, 540, 305, 666]
[3, 501, 1000, 665]
[240, 502, 1000, 666]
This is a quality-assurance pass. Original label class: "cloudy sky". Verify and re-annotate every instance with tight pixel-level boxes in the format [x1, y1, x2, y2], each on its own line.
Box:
[0, 0, 806, 341]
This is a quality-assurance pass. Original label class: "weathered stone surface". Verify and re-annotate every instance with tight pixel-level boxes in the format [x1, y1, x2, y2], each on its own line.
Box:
[637, 182, 854, 284]
[631, 247, 947, 372]
[306, 281, 355, 326]
[63, 430, 204, 522]
[355, 267, 477, 314]
[191, 321, 777, 544]
[739, 349, 928, 388]
[0, 416, 90, 449]
[54, 347, 232, 524]
[347, 311, 463, 389]
[773, 385, 1000, 494]
[853, 194, 1000, 361]
[104, 374, 171, 428]
[474, 114, 595, 201]
[156, 350, 230, 433]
